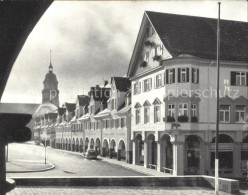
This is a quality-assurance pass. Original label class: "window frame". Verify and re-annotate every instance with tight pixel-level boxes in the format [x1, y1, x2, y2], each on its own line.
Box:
[219, 105, 230, 123]
[178, 103, 188, 116]
[168, 104, 175, 117]
[154, 105, 161, 123]
[235, 105, 246, 123]
[144, 106, 150, 124]
[135, 108, 141, 124]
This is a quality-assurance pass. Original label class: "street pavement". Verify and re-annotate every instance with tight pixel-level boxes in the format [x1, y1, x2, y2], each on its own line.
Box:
[7, 142, 146, 177]
[7, 186, 218, 195]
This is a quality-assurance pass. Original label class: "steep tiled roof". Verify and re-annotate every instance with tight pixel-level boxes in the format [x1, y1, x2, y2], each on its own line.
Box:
[146, 11, 248, 62]
[90, 86, 110, 102]
[77, 95, 90, 106]
[113, 77, 131, 92]
[58, 108, 66, 116]
[64, 103, 76, 112]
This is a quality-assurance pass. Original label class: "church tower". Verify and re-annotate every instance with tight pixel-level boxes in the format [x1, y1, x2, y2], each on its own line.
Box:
[42, 51, 60, 107]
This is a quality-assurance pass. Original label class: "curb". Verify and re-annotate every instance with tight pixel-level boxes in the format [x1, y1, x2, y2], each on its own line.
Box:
[6, 161, 55, 173]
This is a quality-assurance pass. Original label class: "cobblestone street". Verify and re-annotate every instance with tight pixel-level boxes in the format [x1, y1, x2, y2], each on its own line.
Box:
[7, 186, 218, 195]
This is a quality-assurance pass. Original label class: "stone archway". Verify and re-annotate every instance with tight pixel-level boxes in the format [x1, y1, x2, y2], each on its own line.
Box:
[80, 138, 83, 153]
[102, 139, 109, 157]
[90, 138, 94, 149]
[146, 134, 157, 168]
[76, 138, 79, 152]
[85, 137, 89, 152]
[72, 138, 75, 152]
[210, 134, 234, 176]
[95, 138, 101, 155]
[134, 134, 144, 165]
[118, 140, 126, 161]
[160, 134, 173, 173]
[185, 135, 203, 174]
[110, 139, 117, 159]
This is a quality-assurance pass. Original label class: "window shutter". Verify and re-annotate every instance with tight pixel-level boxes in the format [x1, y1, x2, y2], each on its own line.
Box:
[246, 72, 248, 86]
[154, 75, 157, 88]
[172, 69, 175, 83]
[197, 69, 199, 83]
[192, 68, 195, 83]
[186, 68, 189, 82]
[149, 78, 152, 90]
[230, 71, 236, 86]
[178, 68, 181, 83]
[166, 69, 169, 84]
[162, 73, 165, 86]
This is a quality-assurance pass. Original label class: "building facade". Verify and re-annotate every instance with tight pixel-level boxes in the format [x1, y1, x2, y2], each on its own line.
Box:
[127, 11, 248, 178]
[33, 11, 248, 179]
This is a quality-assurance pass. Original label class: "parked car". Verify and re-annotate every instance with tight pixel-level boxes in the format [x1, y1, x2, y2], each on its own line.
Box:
[84, 149, 97, 159]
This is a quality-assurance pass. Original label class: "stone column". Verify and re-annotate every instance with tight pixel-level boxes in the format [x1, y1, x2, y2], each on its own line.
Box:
[144, 140, 148, 168]
[172, 142, 184, 175]
[157, 141, 162, 172]
[204, 142, 210, 175]
[132, 141, 136, 165]
[233, 142, 242, 178]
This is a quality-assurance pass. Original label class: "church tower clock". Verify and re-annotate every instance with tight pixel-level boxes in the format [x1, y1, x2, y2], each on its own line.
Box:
[42, 53, 59, 107]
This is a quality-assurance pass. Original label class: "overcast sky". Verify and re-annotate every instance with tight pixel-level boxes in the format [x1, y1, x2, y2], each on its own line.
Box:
[1, 0, 247, 105]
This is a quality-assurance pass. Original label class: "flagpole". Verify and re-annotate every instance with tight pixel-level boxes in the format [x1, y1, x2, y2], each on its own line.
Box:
[215, 2, 221, 195]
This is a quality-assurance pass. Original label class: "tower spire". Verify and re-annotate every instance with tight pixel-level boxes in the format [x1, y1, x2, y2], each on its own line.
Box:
[49, 49, 53, 73]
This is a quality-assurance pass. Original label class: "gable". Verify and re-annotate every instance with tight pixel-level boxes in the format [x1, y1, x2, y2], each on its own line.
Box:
[127, 13, 172, 78]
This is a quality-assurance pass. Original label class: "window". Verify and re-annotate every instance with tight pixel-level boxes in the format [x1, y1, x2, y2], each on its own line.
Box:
[191, 104, 197, 117]
[231, 71, 248, 86]
[166, 69, 175, 84]
[179, 103, 188, 116]
[144, 52, 149, 62]
[135, 109, 141, 124]
[144, 107, 150, 124]
[235, 105, 245, 123]
[147, 26, 154, 37]
[143, 78, 152, 92]
[121, 118, 126, 128]
[134, 82, 141, 95]
[178, 68, 189, 83]
[220, 105, 230, 123]
[168, 104, 175, 117]
[155, 74, 164, 88]
[111, 99, 116, 110]
[156, 44, 163, 56]
[192, 68, 199, 84]
[154, 105, 161, 123]
[236, 72, 246, 86]
[151, 48, 155, 58]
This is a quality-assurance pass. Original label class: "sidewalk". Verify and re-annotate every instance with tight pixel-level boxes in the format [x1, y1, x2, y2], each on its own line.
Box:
[6, 159, 55, 173]
[100, 157, 170, 176]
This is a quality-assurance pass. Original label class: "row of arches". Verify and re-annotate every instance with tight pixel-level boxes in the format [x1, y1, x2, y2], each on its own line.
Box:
[133, 133, 248, 175]
[54, 137, 127, 161]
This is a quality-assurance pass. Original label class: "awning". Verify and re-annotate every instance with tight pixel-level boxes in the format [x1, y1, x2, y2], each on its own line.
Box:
[94, 108, 111, 119]
[69, 116, 77, 124]
[116, 105, 131, 116]
[78, 113, 90, 121]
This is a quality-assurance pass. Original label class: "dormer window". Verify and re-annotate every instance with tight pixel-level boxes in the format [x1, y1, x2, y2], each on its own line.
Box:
[147, 26, 154, 37]
[144, 52, 149, 62]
